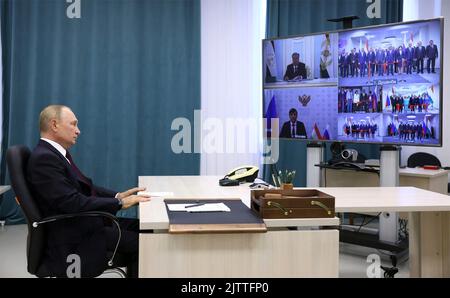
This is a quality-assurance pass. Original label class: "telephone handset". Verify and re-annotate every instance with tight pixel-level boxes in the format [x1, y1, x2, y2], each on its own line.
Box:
[219, 166, 259, 186]
[225, 166, 259, 182]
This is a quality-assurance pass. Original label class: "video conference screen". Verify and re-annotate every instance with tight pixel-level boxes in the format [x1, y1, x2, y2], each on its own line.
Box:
[263, 18, 443, 146]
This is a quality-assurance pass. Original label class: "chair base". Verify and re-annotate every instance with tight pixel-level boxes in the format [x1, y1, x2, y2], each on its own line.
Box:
[102, 267, 127, 278]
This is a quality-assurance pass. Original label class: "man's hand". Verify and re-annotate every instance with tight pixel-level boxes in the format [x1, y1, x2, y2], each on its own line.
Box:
[117, 186, 146, 199]
[120, 194, 151, 209]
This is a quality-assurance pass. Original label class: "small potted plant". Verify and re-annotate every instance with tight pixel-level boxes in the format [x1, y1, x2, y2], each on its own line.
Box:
[278, 169, 296, 190]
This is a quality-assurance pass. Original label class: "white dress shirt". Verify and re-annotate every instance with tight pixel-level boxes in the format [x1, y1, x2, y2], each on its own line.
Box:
[40, 138, 70, 164]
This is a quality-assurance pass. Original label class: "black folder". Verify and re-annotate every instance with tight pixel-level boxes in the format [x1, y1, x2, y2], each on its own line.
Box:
[164, 199, 267, 234]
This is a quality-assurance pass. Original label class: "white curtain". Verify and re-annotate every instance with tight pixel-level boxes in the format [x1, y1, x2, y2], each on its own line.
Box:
[200, 0, 266, 176]
[402, 0, 449, 170]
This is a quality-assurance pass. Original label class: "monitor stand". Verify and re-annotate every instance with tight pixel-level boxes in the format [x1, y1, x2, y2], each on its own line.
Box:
[379, 145, 401, 243]
[306, 142, 325, 187]
[338, 145, 407, 277]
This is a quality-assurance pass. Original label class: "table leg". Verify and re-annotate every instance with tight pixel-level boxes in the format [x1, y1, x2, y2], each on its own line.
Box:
[409, 211, 450, 277]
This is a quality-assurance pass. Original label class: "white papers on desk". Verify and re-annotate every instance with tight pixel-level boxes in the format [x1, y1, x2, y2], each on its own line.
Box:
[167, 203, 230, 212]
[166, 204, 189, 211]
[138, 191, 174, 197]
[186, 203, 230, 212]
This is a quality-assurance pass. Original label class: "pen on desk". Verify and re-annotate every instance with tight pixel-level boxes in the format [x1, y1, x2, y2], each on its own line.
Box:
[185, 203, 206, 208]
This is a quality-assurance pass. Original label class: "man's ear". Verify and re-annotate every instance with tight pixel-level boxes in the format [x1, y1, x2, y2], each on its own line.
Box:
[50, 119, 58, 132]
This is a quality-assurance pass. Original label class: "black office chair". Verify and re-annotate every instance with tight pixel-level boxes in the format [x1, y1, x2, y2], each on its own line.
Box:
[407, 152, 441, 168]
[6, 145, 126, 278]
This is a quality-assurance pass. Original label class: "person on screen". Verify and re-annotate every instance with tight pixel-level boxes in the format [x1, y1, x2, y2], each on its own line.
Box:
[346, 88, 353, 113]
[368, 48, 376, 77]
[280, 108, 307, 138]
[386, 46, 395, 76]
[376, 48, 386, 76]
[358, 48, 367, 77]
[395, 46, 404, 75]
[339, 51, 346, 78]
[284, 52, 307, 81]
[415, 41, 426, 74]
[26, 105, 150, 278]
[426, 40, 438, 73]
[350, 48, 357, 77]
[405, 43, 414, 75]
[353, 90, 360, 111]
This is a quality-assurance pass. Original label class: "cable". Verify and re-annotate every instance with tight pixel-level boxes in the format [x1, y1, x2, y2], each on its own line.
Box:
[341, 212, 381, 232]
[356, 212, 381, 232]
[398, 218, 409, 241]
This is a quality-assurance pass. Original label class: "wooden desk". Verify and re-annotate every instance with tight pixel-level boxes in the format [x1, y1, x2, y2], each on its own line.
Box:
[138, 176, 339, 278]
[399, 168, 448, 194]
[139, 176, 450, 278]
[323, 167, 449, 195]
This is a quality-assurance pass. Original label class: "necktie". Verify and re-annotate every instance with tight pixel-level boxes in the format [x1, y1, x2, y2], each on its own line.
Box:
[294, 65, 297, 73]
[291, 124, 296, 138]
[66, 151, 97, 196]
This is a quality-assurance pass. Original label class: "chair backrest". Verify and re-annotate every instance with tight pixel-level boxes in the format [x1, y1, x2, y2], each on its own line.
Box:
[6, 145, 47, 276]
[407, 152, 441, 168]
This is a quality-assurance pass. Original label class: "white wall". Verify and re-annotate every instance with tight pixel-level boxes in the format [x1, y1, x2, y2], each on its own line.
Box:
[402, 0, 450, 173]
[200, 0, 266, 176]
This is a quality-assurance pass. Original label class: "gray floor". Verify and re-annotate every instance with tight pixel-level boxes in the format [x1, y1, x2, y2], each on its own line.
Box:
[0, 224, 409, 278]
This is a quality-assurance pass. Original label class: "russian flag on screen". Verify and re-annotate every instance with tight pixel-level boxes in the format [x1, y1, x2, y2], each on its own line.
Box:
[265, 95, 278, 118]
[265, 95, 278, 135]
[313, 123, 323, 140]
[323, 124, 331, 140]
[385, 94, 390, 107]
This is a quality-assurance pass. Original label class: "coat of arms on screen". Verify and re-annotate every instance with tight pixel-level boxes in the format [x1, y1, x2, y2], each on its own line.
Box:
[298, 95, 311, 107]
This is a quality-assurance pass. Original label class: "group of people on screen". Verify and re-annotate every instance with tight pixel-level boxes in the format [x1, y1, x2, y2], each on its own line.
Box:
[386, 121, 435, 141]
[338, 88, 381, 113]
[339, 40, 439, 78]
[387, 93, 434, 114]
[343, 122, 378, 139]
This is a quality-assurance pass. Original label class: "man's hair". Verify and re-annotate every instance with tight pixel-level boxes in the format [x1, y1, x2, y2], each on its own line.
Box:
[39, 105, 68, 133]
[292, 52, 299, 57]
[289, 108, 298, 114]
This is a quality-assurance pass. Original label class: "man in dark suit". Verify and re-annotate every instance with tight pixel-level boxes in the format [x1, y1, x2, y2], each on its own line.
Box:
[415, 41, 426, 74]
[368, 48, 376, 77]
[426, 40, 438, 73]
[386, 47, 395, 76]
[26, 105, 150, 278]
[405, 43, 414, 75]
[358, 49, 367, 77]
[284, 53, 307, 81]
[279, 108, 307, 138]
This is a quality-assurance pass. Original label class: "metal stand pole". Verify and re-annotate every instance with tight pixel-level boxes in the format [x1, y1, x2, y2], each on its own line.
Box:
[306, 143, 325, 187]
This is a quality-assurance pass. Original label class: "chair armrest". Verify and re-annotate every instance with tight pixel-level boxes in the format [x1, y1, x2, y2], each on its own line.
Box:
[32, 211, 118, 227]
[32, 211, 121, 267]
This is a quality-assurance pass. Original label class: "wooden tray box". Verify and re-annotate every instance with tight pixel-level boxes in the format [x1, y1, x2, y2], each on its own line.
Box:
[251, 189, 335, 219]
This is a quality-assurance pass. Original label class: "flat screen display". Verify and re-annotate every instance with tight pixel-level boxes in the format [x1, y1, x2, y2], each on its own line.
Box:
[263, 18, 443, 146]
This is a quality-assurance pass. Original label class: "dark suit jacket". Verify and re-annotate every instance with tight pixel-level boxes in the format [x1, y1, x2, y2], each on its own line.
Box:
[26, 140, 121, 277]
[284, 63, 307, 80]
[280, 121, 307, 138]
[426, 44, 438, 59]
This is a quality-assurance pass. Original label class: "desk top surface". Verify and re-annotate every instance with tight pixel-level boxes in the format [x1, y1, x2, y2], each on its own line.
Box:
[399, 167, 449, 178]
[138, 176, 450, 229]
[138, 176, 339, 230]
[318, 163, 449, 178]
